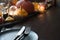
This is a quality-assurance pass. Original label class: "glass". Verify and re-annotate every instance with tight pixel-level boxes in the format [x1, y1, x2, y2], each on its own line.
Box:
[2, 9, 8, 19]
[3, 13, 8, 19]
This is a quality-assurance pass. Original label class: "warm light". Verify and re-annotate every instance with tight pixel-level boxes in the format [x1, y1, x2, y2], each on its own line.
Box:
[9, 11, 15, 16]
[38, 5, 45, 12]
[38, 14, 45, 23]
[9, 6, 18, 16]
[9, 10, 19, 16]
[9, 8, 28, 17]
[38, 3, 46, 13]
[32, 2, 39, 11]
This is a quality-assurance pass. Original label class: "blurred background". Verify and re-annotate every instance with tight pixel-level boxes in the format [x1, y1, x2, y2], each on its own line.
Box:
[0, 0, 60, 40]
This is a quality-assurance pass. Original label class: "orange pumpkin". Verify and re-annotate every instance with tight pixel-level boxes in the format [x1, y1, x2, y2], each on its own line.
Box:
[32, 2, 39, 11]
[9, 6, 28, 20]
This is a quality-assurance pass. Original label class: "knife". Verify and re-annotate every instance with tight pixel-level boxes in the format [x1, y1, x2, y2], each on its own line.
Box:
[14, 26, 31, 40]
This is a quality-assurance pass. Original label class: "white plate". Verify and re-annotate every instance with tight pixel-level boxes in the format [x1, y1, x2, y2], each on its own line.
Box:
[0, 29, 38, 40]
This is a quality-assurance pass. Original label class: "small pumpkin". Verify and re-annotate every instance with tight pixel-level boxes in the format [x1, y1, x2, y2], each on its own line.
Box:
[32, 2, 39, 11]
[9, 6, 28, 20]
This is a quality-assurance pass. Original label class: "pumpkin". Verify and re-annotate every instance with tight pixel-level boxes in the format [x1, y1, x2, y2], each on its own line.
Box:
[16, 0, 34, 13]
[32, 2, 39, 11]
[9, 6, 28, 20]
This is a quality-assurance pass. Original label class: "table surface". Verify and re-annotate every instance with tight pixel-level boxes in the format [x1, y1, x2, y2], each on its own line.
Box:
[1, 7, 60, 40]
